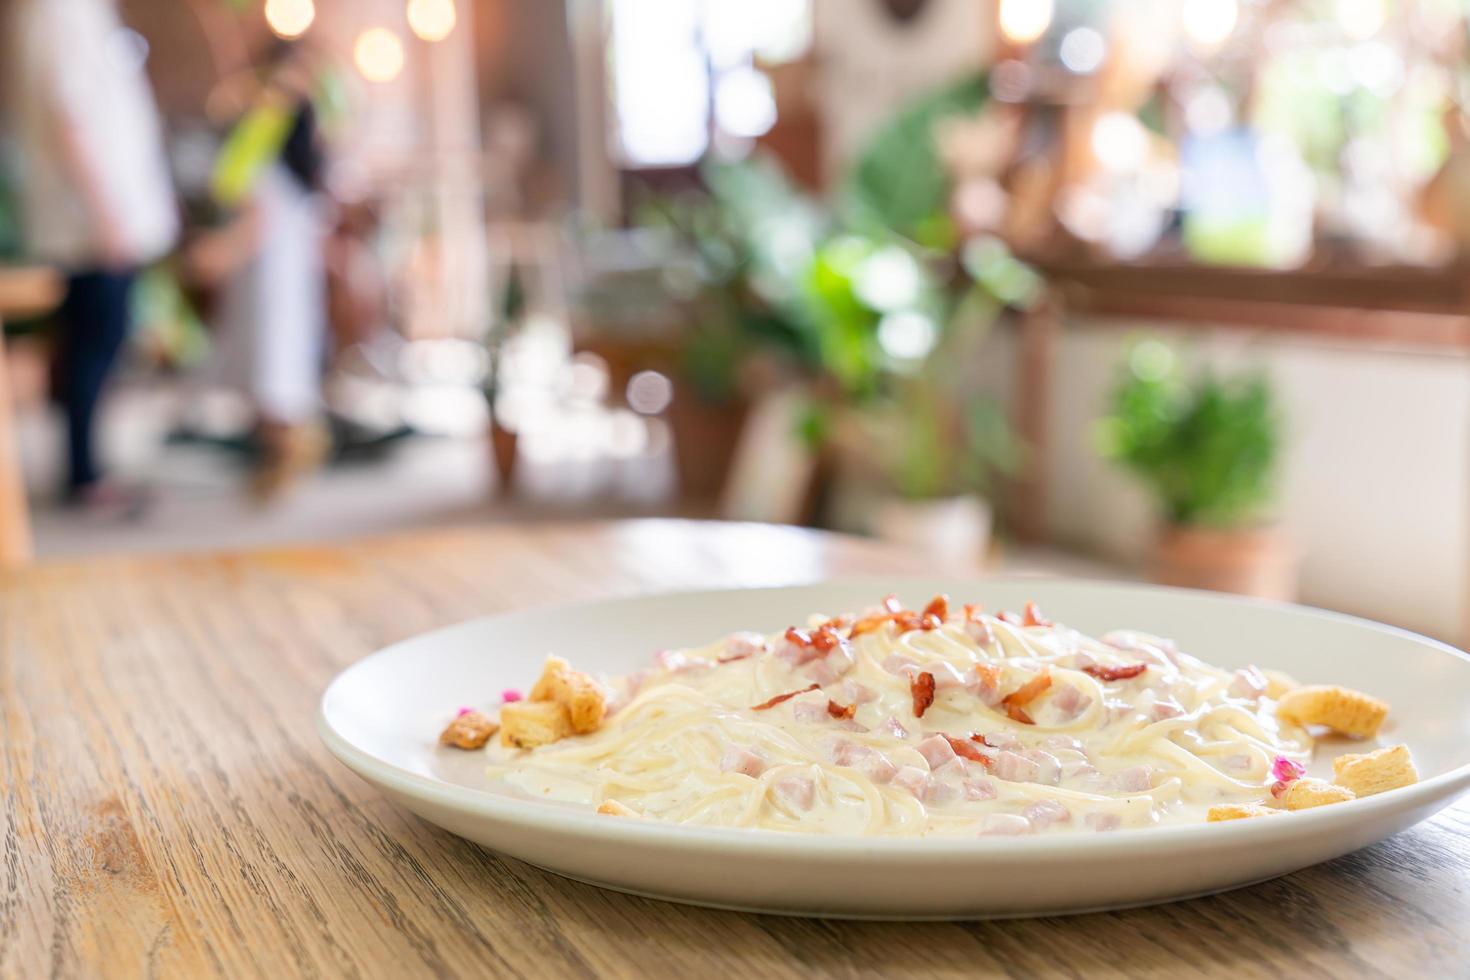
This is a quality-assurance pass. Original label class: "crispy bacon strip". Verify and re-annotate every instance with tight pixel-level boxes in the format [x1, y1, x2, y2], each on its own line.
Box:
[848, 614, 889, 638]
[1082, 663, 1148, 681]
[998, 610, 1022, 625]
[784, 624, 844, 653]
[1022, 601, 1052, 627]
[923, 594, 950, 621]
[942, 733, 991, 765]
[973, 663, 1002, 688]
[751, 683, 820, 710]
[1002, 667, 1052, 710]
[911, 671, 936, 718]
[893, 611, 942, 634]
[1005, 704, 1036, 725]
[826, 700, 856, 720]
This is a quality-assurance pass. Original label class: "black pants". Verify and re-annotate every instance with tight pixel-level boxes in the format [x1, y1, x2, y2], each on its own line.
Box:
[54, 268, 134, 492]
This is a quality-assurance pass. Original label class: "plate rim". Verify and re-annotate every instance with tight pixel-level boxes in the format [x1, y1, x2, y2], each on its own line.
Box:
[318, 576, 1470, 858]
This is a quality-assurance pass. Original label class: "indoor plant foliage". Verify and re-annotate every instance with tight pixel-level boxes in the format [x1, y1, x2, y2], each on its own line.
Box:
[1096, 340, 1295, 598]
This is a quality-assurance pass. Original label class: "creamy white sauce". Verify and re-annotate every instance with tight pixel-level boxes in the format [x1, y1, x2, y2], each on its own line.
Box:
[484, 602, 1312, 836]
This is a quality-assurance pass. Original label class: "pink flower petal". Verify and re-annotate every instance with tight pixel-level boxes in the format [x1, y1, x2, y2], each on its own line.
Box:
[1271, 755, 1306, 783]
[501, 688, 525, 703]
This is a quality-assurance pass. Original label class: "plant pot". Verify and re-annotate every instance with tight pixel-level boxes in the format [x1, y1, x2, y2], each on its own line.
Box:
[489, 421, 518, 496]
[1152, 524, 1297, 601]
[666, 386, 749, 503]
[869, 494, 993, 571]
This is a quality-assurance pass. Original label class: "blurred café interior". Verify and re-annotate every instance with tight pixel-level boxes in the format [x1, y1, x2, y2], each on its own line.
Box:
[1, 0, 1468, 642]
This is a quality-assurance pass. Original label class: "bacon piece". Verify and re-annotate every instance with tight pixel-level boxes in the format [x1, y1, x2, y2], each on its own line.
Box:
[923, 594, 950, 621]
[893, 611, 942, 634]
[1005, 704, 1035, 725]
[910, 671, 936, 718]
[826, 699, 856, 720]
[1003, 668, 1053, 708]
[881, 594, 904, 614]
[750, 683, 820, 711]
[942, 733, 992, 766]
[784, 624, 844, 654]
[849, 614, 889, 637]
[998, 610, 1022, 625]
[1081, 663, 1148, 682]
[1022, 601, 1052, 627]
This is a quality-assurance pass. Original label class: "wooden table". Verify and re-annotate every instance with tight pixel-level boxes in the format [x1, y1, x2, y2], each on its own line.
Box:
[5, 521, 1467, 977]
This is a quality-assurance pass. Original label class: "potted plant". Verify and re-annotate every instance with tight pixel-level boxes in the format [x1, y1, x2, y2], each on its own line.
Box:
[1095, 340, 1296, 599]
[806, 232, 1030, 567]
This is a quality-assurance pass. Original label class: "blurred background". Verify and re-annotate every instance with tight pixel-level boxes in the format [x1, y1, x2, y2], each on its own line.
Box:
[1, 0, 1467, 641]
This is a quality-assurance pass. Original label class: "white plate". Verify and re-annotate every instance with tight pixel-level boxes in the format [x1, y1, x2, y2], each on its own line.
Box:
[317, 579, 1470, 918]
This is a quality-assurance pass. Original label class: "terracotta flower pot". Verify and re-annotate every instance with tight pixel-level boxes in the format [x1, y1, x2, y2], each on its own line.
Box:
[666, 387, 749, 503]
[1151, 524, 1297, 601]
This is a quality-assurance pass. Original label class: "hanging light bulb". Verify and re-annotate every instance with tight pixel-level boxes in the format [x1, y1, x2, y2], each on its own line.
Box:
[407, 0, 457, 42]
[354, 28, 405, 83]
[998, 0, 1054, 45]
[264, 0, 315, 39]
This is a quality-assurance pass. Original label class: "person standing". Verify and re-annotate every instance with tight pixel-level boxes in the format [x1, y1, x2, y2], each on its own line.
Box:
[4, 0, 178, 510]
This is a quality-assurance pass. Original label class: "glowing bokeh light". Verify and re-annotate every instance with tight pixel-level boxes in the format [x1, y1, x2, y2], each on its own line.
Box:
[997, 0, 1054, 45]
[354, 28, 405, 83]
[264, 0, 314, 39]
[407, 0, 457, 42]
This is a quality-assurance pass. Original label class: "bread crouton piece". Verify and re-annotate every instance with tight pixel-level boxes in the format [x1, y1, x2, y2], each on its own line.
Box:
[1332, 743, 1418, 798]
[529, 655, 607, 734]
[1208, 803, 1281, 822]
[1262, 669, 1299, 700]
[438, 710, 499, 749]
[1275, 684, 1389, 738]
[596, 800, 639, 817]
[1281, 777, 1355, 811]
[499, 699, 572, 749]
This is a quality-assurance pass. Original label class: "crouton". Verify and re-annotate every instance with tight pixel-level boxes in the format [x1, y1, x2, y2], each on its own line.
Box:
[1208, 803, 1281, 822]
[529, 656, 607, 734]
[499, 699, 572, 748]
[1331, 743, 1418, 798]
[1275, 684, 1389, 738]
[1262, 669, 1299, 700]
[596, 800, 639, 817]
[1281, 777, 1355, 811]
[438, 709, 499, 750]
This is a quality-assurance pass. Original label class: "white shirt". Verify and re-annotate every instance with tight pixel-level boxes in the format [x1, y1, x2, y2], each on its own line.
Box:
[6, 0, 178, 267]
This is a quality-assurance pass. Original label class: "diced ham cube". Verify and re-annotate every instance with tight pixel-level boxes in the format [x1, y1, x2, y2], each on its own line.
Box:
[923, 779, 959, 806]
[991, 751, 1041, 783]
[1040, 734, 1084, 753]
[892, 765, 930, 799]
[805, 644, 855, 684]
[964, 618, 994, 647]
[1023, 799, 1072, 829]
[984, 731, 1023, 752]
[1023, 749, 1062, 785]
[772, 774, 814, 811]
[1085, 812, 1121, 832]
[792, 700, 828, 724]
[882, 716, 910, 740]
[1113, 765, 1153, 792]
[979, 813, 1032, 836]
[722, 631, 767, 660]
[839, 679, 878, 704]
[963, 777, 998, 801]
[915, 734, 958, 771]
[1228, 666, 1268, 700]
[719, 745, 766, 778]
[1049, 684, 1092, 721]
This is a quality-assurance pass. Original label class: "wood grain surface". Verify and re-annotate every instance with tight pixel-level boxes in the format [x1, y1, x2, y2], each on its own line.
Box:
[3, 520, 1467, 979]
